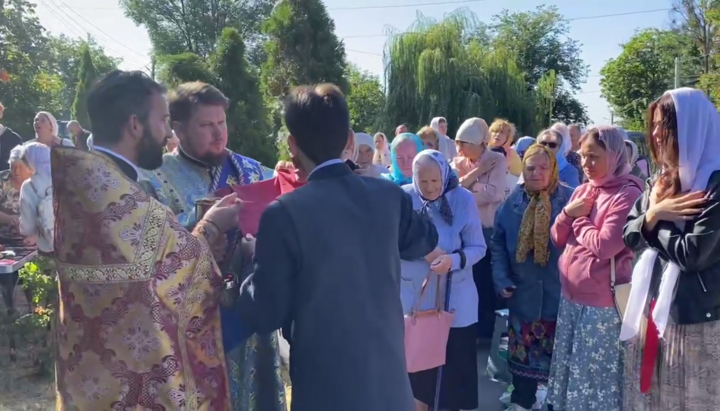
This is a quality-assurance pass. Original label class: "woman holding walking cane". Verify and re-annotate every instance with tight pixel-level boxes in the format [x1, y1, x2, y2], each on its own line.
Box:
[400, 150, 487, 411]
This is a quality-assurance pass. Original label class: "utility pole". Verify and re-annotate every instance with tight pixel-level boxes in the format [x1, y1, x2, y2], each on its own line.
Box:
[674, 57, 680, 89]
[610, 111, 614, 125]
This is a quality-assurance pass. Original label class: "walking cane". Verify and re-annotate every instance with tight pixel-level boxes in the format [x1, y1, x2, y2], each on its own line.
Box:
[433, 270, 454, 411]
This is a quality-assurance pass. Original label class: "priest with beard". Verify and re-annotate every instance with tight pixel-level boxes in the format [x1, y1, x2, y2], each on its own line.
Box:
[52, 70, 242, 410]
[140, 81, 286, 411]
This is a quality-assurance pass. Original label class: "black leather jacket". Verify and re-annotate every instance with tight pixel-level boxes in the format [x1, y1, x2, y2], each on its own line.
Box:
[623, 170, 720, 325]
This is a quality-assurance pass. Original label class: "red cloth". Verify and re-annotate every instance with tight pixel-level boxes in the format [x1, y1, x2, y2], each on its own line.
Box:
[215, 169, 303, 235]
[640, 300, 660, 393]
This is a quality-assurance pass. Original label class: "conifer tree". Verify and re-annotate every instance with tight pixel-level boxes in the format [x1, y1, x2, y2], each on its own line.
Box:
[71, 44, 97, 129]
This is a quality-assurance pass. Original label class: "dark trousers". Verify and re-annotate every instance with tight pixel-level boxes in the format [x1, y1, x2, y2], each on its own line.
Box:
[473, 227, 504, 339]
[511, 375, 554, 411]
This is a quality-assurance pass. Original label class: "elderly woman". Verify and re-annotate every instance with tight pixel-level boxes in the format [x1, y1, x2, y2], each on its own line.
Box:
[382, 132, 424, 185]
[352, 132, 388, 177]
[373, 132, 391, 168]
[492, 144, 573, 411]
[18, 143, 53, 254]
[401, 150, 486, 411]
[32, 111, 74, 147]
[430, 117, 458, 161]
[546, 126, 643, 411]
[452, 117, 509, 338]
[536, 128, 580, 188]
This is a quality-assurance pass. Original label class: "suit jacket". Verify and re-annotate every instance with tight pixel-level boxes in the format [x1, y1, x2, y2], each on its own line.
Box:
[0, 127, 23, 171]
[238, 162, 438, 411]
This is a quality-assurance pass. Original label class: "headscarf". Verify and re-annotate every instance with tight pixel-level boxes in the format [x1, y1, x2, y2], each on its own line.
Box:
[624, 139, 639, 166]
[515, 144, 559, 267]
[430, 117, 446, 136]
[582, 125, 630, 187]
[430, 117, 459, 161]
[539, 128, 569, 172]
[87, 134, 94, 150]
[550, 122, 572, 156]
[514, 137, 535, 158]
[382, 132, 424, 185]
[35, 111, 59, 138]
[622, 88, 720, 341]
[373, 132, 391, 167]
[412, 150, 459, 226]
[21, 142, 51, 177]
[8, 145, 23, 166]
[354, 132, 375, 154]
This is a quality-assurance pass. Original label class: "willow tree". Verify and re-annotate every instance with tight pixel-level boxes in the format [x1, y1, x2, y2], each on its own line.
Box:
[384, 11, 537, 138]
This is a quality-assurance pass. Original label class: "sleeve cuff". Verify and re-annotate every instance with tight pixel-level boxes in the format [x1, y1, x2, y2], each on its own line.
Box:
[450, 252, 462, 271]
[556, 209, 574, 226]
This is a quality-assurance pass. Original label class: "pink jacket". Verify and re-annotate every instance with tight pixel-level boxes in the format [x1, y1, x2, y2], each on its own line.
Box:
[551, 174, 644, 307]
[452, 149, 508, 227]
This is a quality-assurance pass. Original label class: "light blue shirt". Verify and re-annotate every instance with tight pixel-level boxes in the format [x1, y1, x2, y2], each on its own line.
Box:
[400, 185, 487, 327]
[307, 158, 345, 179]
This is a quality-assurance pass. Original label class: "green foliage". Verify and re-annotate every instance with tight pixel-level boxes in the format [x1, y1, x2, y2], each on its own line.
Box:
[0, 0, 60, 138]
[45, 35, 120, 120]
[211, 27, 276, 165]
[157, 52, 216, 86]
[345, 64, 385, 133]
[383, 12, 537, 138]
[600, 29, 694, 129]
[18, 258, 57, 307]
[70, 44, 97, 130]
[261, 0, 348, 100]
[119, 0, 274, 67]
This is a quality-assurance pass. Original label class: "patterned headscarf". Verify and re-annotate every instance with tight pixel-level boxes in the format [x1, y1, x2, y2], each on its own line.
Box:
[515, 144, 559, 266]
[412, 150, 459, 226]
[383, 132, 424, 185]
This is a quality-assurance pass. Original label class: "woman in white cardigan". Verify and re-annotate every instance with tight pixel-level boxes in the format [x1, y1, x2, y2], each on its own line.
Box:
[18, 142, 53, 254]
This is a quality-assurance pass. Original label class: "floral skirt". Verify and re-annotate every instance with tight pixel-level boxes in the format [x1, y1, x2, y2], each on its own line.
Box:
[623, 319, 720, 411]
[507, 314, 556, 381]
[546, 297, 623, 411]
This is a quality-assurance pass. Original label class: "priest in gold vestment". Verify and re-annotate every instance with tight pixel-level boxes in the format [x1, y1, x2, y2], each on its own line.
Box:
[53, 70, 240, 410]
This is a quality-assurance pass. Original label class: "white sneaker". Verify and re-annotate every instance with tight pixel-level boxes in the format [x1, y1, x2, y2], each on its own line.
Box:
[507, 404, 532, 411]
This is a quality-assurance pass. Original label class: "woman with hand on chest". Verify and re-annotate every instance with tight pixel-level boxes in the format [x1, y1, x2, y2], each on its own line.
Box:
[622, 88, 720, 410]
[546, 126, 643, 411]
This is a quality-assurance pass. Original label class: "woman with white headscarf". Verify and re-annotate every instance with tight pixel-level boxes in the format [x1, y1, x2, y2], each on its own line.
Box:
[18, 142, 54, 253]
[430, 117, 458, 161]
[373, 132, 392, 168]
[353, 132, 388, 177]
[32, 111, 74, 148]
[552, 122, 583, 183]
[622, 88, 720, 410]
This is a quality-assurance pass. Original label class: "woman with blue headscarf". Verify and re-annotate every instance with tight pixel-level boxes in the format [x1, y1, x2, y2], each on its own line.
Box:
[400, 150, 486, 411]
[382, 132, 424, 185]
[537, 128, 580, 188]
[514, 136, 536, 159]
[18, 142, 54, 253]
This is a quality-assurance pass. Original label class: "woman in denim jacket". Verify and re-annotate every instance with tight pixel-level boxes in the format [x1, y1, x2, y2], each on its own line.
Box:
[491, 144, 573, 411]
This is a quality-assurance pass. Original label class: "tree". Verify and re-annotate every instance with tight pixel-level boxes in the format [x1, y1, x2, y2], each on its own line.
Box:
[71, 44, 97, 129]
[261, 0, 348, 102]
[119, 0, 274, 67]
[45, 35, 120, 119]
[211, 27, 275, 165]
[600, 29, 693, 130]
[383, 12, 537, 138]
[671, 0, 719, 76]
[157, 52, 216, 86]
[490, 5, 589, 124]
[0, 0, 63, 138]
[345, 64, 385, 133]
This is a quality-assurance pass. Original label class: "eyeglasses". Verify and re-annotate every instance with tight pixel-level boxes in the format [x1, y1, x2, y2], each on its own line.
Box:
[538, 141, 559, 149]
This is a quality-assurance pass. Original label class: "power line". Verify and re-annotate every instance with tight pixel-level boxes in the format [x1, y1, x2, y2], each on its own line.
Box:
[330, 0, 486, 11]
[341, 8, 671, 38]
[347, 48, 383, 56]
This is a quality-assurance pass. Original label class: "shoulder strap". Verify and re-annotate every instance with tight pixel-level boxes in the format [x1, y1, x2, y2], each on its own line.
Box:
[610, 256, 616, 289]
[29, 180, 40, 197]
[410, 270, 444, 314]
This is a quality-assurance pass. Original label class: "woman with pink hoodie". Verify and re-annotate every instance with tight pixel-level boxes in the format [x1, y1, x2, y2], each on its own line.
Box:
[545, 126, 643, 411]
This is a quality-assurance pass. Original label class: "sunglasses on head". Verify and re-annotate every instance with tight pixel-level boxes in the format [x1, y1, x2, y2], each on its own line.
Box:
[539, 141, 559, 149]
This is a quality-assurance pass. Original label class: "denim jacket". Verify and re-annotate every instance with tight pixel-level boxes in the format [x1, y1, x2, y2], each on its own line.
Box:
[491, 184, 573, 322]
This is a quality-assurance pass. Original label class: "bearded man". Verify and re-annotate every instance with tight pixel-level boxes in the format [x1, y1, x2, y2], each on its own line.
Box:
[53, 70, 242, 409]
[140, 81, 286, 411]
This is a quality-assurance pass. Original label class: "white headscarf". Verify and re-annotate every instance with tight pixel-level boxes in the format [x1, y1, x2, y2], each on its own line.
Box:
[35, 111, 59, 138]
[550, 122, 572, 156]
[621, 88, 720, 341]
[430, 117, 459, 161]
[624, 139, 639, 166]
[373, 132, 391, 167]
[354, 132, 375, 154]
[22, 142, 51, 177]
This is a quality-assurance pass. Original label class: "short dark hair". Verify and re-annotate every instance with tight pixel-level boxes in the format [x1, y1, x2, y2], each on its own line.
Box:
[284, 83, 350, 164]
[168, 82, 229, 125]
[87, 70, 165, 145]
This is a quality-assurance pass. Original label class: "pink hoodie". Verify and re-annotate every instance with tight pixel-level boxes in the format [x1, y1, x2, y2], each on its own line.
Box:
[551, 174, 644, 307]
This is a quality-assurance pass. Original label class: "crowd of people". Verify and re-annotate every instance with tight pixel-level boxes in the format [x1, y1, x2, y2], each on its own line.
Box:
[0, 68, 718, 411]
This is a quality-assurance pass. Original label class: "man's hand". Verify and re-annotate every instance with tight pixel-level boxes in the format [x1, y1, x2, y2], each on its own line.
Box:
[204, 193, 243, 233]
[211, 235, 228, 265]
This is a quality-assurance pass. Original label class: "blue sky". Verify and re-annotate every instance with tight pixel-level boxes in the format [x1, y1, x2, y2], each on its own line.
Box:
[32, 0, 673, 125]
